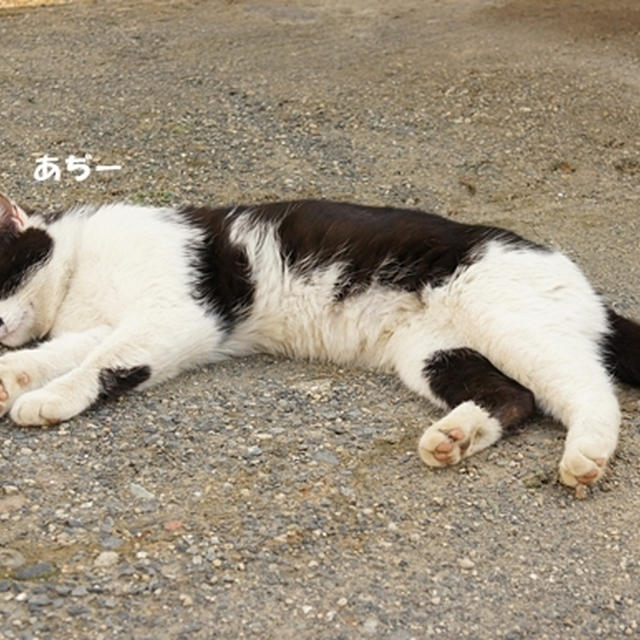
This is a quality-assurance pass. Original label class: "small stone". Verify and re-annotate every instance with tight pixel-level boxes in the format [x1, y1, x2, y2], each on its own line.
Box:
[179, 593, 193, 607]
[164, 520, 183, 532]
[71, 586, 88, 597]
[67, 517, 85, 528]
[68, 605, 90, 616]
[458, 557, 475, 570]
[100, 536, 124, 550]
[574, 484, 588, 500]
[302, 605, 313, 614]
[362, 617, 379, 635]
[13, 562, 55, 580]
[28, 593, 51, 607]
[161, 563, 181, 579]
[94, 551, 119, 568]
[337, 597, 348, 607]
[0, 548, 26, 569]
[311, 449, 339, 465]
[129, 483, 156, 501]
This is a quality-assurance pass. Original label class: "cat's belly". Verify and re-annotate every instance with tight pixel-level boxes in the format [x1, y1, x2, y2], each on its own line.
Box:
[230, 283, 451, 370]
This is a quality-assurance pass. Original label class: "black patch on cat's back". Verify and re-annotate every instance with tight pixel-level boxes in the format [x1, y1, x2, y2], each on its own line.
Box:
[180, 205, 255, 331]
[0, 228, 54, 299]
[249, 200, 545, 300]
[99, 365, 151, 399]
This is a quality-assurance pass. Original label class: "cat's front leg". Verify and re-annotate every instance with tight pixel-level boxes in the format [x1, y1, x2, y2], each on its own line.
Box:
[0, 326, 111, 418]
[10, 368, 115, 427]
[10, 362, 152, 427]
[10, 316, 220, 426]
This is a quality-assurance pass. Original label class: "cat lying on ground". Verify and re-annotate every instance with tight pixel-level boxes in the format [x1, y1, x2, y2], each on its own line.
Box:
[0, 193, 637, 488]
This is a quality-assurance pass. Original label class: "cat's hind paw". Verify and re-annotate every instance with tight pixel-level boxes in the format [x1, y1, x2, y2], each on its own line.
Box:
[418, 401, 502, 467]
[558, 440, 609, 487]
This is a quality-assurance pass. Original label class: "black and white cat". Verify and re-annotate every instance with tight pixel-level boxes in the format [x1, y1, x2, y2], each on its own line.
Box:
[0, 193, 638, 488]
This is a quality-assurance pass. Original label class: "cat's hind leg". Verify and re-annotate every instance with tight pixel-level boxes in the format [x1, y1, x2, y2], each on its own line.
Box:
[496, 345, 619, 488]
[416, 349, 534, 467]
[448, 245, 622, 487]
[392, 344, 535, 467]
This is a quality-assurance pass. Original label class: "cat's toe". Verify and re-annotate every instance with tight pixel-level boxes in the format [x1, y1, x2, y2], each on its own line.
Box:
[558, 441, 608, 488]
[419, 401, 501, 468]
[419, 426, 469, 467]
[0, 365, 35, 417]
[0, 382, 9, 408]
[0, 377, 24, 416]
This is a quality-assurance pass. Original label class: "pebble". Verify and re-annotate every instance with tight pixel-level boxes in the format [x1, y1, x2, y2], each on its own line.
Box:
[28, 594, 51, 607]
[129, 483, 156, 501]
[362, 617, 380, 635]
[100, 536, 125, 550]
[0, 548, 26, 570]
[458, 558, 476, 570]
[68, 605, 90, 617]
[164, 520, 183, 532]
[94, 551, 120, 568]
[311, 449, 339, 465]
[179, 593, 193, 607]
[13, 562, 55, 580]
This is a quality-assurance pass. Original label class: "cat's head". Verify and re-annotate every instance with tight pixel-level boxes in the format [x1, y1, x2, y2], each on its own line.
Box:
[0, 193, 53, 347]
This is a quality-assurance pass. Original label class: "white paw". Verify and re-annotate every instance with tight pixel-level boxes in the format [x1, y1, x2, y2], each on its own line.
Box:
[559, 439, 609, 487]
[0, 360, 34, 416]
[10, 389, 77, 427]
[419, 401, 502, 467]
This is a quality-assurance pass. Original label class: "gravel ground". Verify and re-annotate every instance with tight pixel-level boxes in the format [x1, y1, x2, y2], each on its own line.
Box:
[1, 1, 639, 638]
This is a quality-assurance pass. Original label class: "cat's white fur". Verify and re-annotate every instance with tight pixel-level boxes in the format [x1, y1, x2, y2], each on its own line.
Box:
[0, 200, 620, 487]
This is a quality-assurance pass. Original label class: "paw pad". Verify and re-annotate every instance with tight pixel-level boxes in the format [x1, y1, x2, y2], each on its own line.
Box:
[17, 373, 30, 388]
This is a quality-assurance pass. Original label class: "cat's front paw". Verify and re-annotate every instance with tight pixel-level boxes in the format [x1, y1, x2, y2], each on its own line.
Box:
[0, 362, 33, 416]
[558, 439, 609, 487]
[419, 401, 502, 467]
[10, 389, 78, 427]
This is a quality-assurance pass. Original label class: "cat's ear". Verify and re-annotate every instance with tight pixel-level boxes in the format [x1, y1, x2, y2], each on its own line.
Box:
[0, 193, 29, 233]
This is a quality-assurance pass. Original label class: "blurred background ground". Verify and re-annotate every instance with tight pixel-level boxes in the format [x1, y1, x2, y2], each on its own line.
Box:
[0, 0, 66, 8]
[0, 1, 639, 638]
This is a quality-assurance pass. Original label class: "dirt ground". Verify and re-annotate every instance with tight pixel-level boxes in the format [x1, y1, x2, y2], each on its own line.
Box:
[0, 0, 639, 638]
